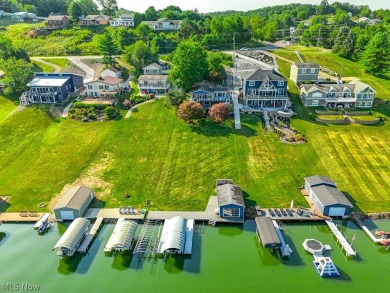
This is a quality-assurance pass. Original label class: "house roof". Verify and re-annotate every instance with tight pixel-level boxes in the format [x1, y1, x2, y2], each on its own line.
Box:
[27, 76, 70, 87]
[53, 218, 90, 251]
[305, 175, 336, 187]
[245, 69, 286, 81]
[255, 217, 281, 248]
[217, 183, 245, 207]
[138, 75, 168, 81]
[301, 83, 355, 93]
[143, 63, 162, 70]
[120, 14, 134, 18]
[104, 66, 120, 73]
[86, 76, 123, 86]
[348, 80, 376, 94]
[85, 14, 110, 20]
[54, 185, 93, 210]
[190, 81, 227, 94]
[46, 15, 69, 21]
[311, 185, 353, 207]
[292, 62, 320, 69]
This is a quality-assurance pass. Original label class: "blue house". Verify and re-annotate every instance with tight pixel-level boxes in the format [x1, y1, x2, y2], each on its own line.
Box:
[20, 73, 84, 106]
[242, 69, 289, 109]
[304, 175, 353, 217]
[190, 81, 229, 109]
[216, 179, 245, 219]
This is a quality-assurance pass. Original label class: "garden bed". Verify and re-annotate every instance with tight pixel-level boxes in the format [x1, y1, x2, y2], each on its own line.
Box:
[68, 102, 118, 122]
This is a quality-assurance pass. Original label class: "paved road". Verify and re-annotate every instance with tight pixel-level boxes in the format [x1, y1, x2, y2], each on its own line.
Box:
[67, 57, 96, 83]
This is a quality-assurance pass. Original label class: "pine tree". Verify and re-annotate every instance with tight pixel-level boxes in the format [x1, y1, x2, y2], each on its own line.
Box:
[332, 26, 355, 57]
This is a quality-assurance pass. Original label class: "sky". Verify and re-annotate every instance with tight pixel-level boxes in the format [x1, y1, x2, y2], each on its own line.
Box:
[117, 0, 390, 13]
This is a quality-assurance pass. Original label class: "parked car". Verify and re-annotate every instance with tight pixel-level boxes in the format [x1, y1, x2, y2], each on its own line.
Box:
[240, 47, 250, 51]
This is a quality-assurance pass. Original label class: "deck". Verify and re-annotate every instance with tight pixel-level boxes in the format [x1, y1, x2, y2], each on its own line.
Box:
[0, 212, 44, 222]
[325, 220, 356, 257]
[84, 208, 145, 220]
[147, 196, 244, 224]
[77, 217, 103, 253]
[256, 207, 329, 221]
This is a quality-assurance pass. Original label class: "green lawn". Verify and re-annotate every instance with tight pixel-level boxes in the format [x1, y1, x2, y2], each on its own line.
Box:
[0, 95, 18, 122]
[41, 58, 68, 69]
[32, 60, 55, 73]
[0, 99, 389, 213]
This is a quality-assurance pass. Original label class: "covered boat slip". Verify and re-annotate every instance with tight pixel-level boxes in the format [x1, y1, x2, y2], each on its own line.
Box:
[255, 217, 281, 249]
[157, 217, 194, 255]
[33, 213, 51, 230]
[53, 218, 90, 257]
[104, 218, 138, 252]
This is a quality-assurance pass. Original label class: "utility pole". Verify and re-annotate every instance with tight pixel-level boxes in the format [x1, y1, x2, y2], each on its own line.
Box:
[316, 27, 321, 59]
[233, 32, 236, 54]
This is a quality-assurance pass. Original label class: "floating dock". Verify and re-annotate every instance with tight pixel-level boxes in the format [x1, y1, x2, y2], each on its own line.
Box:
[272, 220, 293, 258]
[77, 217, 103, 253]
[33, 213, 51, 230]
[184, 219, 194, 255]
[325, 220, 356, 257]
[256, 207, 329, 221]
[255, 217, 281, 249]
[0, 212, 44, 222]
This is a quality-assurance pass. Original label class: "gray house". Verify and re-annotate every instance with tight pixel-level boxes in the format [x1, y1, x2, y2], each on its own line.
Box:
[290, 63, 320, 83]
[190, 81, 229, 109]
[216, 179, 245, 218]
[300, 81, 375, 109]
[304, 175, 353, 217]
[54, 186, 94, 221]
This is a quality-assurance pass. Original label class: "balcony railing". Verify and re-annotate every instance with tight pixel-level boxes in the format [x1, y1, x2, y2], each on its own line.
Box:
[245, 94, 289, 100]
[325, 97, 356, 103]
[138, 83, 170, 89]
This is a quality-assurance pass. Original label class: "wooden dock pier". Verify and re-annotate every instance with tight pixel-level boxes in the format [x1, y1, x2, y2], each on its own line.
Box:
[77, 217, 103, 253]
[326, 220, 356, 257]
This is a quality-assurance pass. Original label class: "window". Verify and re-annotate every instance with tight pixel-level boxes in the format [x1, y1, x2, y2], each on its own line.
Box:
[249, 81, 255, 86]
[278, 81, 284, 86]
[105, 85, 109, 90]
[302, 68, 306, 73]
[312, 100, 319, 106]
[223, 208, 240, 217]
[366, 102, 372, 106]
[99, 85, 103, 89]
[277, 88, 284, 95]
[87, 85, 92, 89]
[310, 68, 315, 73]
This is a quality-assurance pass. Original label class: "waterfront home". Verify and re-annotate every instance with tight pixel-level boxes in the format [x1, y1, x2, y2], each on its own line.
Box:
[79, 14, 111, 26]
[53, 186, 94, 221]
[101, 66, 122, 79]
[11, 12, 37, 22]
[53, 218, 90, 257]
[142, 18, 183, 32]
[304, 175, 353, 217]
[299, 80, 375, 108]
[85, 76, 124, 98]
[138, 63, 170, 94]
[19, 73, 84, 106]
[216, 179, 245, 218]
[190, 81, 229, 109]
[45, 15, 71, 29]
[242, 68, 289, 109]
[290, 62, 320, 83]
[109, 14, 134, 27]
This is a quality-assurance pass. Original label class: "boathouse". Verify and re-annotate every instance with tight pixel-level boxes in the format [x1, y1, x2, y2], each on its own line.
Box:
[53, 217, 90, 257]
[157, 216, 194, 255]
[216, 180, 245, 218]
[255, 217, 281, 248]
[54, 186, 94, 221]
[304, 176, 353, 217]
[104, 219, 138, 252]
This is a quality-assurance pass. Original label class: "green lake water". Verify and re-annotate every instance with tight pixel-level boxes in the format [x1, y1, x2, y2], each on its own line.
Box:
[0, 220, 389, 293]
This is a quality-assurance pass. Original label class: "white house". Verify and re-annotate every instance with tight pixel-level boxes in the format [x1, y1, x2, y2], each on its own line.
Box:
[142, 18, 182, 32]
[101, 66, 121, 79]
[85, 76, 124, 98]
[109, 14, 134, 27]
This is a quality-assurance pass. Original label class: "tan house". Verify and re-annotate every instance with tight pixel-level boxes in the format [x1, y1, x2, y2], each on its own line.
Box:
[79, 15, 111, 26]
[142, 18, 183, 32]
[45, 15, 71, 30]
[85, 76, 124, 98]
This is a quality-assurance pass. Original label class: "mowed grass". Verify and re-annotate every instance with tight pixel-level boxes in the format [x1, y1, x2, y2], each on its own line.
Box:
[32, 60, 55, 73]
[41, 58, 68, 69]
[0, 95, 17, 121]
[0, 99, 389, 213]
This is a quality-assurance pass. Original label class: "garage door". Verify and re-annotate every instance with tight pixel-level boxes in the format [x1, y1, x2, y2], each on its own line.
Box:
[328, 207, 346, 217]
[60, 211, 75, 220]
[223, 208, 240, 217]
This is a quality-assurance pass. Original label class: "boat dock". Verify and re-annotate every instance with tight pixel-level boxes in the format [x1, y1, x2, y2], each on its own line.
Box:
[325, 220, 356, 257]
[77, 217, 103, 253]
[349, 213, 381, 243]
[256, 206, 329, 221]
[0, 212, 44, 222]
[33, 213, 51, 229]
[184, 219, 194, 255]
[272, 220, 292, 258]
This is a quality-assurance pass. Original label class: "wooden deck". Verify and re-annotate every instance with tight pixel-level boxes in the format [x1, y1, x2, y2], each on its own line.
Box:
[0, 212, 44, 222]
[84, 208, 145, 220]
[256, 207, 329, 221]
[77, 217, 104, 253]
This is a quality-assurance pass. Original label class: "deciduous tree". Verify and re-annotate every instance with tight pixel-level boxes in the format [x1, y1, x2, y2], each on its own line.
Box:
[209, 103, 230, 123]
[177, 101, 204, 123]
[67, 1, 83, 21]
[122, 40, 158, 76]
[0, 57, 34, 94]
[98, 32, 117, 66]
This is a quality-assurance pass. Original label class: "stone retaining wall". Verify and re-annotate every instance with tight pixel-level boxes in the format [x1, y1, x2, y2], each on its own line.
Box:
[315, 110, 339, 115]
[315, 117, 347, 124]
[352, 118, 381, 125]
[345, 111, 370, 116]
[367, 212, 390, 220]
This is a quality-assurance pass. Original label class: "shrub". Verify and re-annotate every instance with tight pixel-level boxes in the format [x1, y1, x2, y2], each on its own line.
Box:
[73, 102, 107, 110]
[209, 103, 230, 123]
[103, 106, 118, 120]
[178, 101, 204, 123]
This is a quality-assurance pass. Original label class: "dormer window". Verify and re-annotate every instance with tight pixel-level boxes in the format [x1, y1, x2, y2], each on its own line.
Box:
[249, 81, 255, 86]
[278, 81, 284, 86]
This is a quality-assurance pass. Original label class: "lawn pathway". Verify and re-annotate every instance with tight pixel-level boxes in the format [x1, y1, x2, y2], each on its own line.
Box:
[30, 57, 61, 72]
[125, 97, 161, 119]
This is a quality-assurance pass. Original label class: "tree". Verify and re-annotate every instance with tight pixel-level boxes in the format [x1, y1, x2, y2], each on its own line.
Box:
[316, 0, 333, 15]
[144, 6, 159, 21]
[96, 0, 117, 16]
[177, 101, 204, 123]
[0, 57, 34, 94]
[297, 11, 308, 20]
[332, 26, 355, 57]
[169, 40, 209, 91]
[98, 32, 116, 66]
[208, 52, 225, 83]
[360, 32, 390, 79]
[209, 103, 230, 123]
[165, 90, 186, 106]
[334, 9, 351, 25]
[123, 40, 158, 76]
[134, 23, 152, 39]
[78, 0, 99, 15]
[67, 1, 82, 21]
